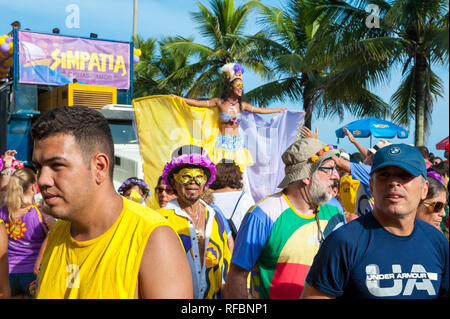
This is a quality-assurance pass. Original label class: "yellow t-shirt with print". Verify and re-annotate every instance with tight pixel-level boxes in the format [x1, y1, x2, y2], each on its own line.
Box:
[36, 197, 174, 299]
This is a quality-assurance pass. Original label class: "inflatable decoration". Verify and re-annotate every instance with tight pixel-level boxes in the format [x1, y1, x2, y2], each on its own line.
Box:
[133, 48, 141, 64]
[0, 35, 13, 80]
[0, 42, 9, 53]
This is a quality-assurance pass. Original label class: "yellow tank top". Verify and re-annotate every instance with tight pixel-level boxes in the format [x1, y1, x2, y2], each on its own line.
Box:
[36, 197, 172, 299]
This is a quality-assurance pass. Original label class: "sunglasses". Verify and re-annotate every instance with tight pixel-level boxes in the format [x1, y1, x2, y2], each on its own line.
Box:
[155, 187, 174, 195]
[232, 82, 243, 88]
[423, 201, 447, 213]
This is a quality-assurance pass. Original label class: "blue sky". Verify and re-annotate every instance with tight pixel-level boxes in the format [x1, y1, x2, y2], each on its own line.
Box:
[1, 0, 448, 157]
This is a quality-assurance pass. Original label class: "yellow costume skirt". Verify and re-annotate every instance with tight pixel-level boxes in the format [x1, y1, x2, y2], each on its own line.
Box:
[212, 134, 254, 171]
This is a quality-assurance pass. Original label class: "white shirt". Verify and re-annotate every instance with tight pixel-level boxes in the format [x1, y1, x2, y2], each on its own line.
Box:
[212, 191, 255, 233]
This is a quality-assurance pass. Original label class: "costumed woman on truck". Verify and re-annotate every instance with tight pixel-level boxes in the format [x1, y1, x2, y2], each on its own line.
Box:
[171, 63, 287, 171]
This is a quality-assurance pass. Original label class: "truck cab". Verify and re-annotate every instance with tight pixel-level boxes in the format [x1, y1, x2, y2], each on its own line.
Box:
[96, 104, 143, 191]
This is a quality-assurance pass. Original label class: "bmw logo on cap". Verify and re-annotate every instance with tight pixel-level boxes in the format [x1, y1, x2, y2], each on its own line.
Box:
[389, 147, 401, 155]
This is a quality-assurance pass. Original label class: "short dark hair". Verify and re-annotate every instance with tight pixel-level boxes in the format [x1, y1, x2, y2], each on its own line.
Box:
[428, 161, 449, 178]
[30, 106, 115, 179]
[209, 159, 243, 190]
[350, 152, 362, 163]
[416, 146, 430, 159]
[11, 21, 21, 28]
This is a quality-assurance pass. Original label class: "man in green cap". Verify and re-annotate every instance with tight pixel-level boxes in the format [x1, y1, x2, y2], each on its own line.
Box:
[223, 138, 346, 299]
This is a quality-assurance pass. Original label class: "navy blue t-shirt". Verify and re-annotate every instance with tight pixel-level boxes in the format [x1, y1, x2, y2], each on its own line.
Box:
[305, 212, 449, 299]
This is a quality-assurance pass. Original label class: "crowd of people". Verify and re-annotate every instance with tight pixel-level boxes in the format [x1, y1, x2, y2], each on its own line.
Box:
[1, 18, 447, 300]
[0, 102, 448, 300]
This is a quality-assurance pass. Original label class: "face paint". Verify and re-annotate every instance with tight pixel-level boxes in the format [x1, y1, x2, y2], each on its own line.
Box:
[232, 81, 243, 88]
[173, 168, 207, 186]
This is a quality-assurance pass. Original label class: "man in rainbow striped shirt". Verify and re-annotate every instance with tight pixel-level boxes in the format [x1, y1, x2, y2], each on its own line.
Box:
[223, 138, 346, 299]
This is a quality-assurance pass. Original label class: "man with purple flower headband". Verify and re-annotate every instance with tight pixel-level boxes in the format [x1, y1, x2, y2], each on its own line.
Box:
[158, 145, 231, 299]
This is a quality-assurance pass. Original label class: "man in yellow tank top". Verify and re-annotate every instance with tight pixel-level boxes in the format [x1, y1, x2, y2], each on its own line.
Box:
[30, 106, 193, 299]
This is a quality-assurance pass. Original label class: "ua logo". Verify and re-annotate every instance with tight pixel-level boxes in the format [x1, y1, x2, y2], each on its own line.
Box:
[365, 264, 437, 297]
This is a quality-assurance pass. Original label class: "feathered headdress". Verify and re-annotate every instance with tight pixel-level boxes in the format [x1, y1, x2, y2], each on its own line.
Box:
[220, 63, 244, 82]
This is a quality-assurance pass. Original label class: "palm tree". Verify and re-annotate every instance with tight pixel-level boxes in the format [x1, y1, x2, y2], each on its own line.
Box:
[245, 0, 391, 129]
[308, 0, 449, 146]
[160, 0, 272, 98]
[132, 35, 161, 97]
[132, 35, 164, 97]
[132, 35, 198, 97]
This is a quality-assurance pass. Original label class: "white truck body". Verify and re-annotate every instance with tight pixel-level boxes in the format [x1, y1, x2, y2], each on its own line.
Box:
[96, 104, 143, 192]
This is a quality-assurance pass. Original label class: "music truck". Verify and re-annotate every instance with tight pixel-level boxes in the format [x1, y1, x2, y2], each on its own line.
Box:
[0, 29, 143, 190]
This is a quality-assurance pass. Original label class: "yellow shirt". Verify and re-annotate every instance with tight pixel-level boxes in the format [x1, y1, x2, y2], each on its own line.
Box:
[158, 200, 230, 299]
[36, 197, 172, 299]
[339, 175, 360, 214]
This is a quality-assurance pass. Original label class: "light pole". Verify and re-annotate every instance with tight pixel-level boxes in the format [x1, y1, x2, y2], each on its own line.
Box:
[132, 0, 138, 39]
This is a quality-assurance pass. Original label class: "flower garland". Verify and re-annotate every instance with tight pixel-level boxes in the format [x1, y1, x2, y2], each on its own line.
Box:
[0, 155, 25, 173]
[162, 153, 216, 190]
[118, 178, 150, 196]
[310, 144, 336, 163]
[427, 171, 445, 186]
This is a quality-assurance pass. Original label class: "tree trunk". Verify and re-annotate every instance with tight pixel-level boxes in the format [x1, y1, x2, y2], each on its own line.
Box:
[414, 54, 427, 147]
[303, 83, 313, 129]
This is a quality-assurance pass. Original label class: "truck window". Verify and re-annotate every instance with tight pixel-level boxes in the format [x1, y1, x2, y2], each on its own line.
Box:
[108, 120, 138, 144]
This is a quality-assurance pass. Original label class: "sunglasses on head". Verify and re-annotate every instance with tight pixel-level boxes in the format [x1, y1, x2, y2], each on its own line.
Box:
[423, 201, 447, 213]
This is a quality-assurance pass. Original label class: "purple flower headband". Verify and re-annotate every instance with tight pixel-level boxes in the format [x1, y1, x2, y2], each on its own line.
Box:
[162, 152, 216, 190]
[427, 171, 445, 186]
[118, 178, 150, 195]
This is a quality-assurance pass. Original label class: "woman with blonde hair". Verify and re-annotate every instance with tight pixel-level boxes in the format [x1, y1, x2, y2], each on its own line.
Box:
[0, 165, 53, 298]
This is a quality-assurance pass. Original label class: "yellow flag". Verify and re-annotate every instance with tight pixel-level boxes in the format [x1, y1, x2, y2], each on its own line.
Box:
[132, 95, 219, 209]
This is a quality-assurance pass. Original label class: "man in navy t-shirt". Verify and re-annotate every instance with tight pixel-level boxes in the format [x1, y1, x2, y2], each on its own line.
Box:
[302, 144, 449, 299]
